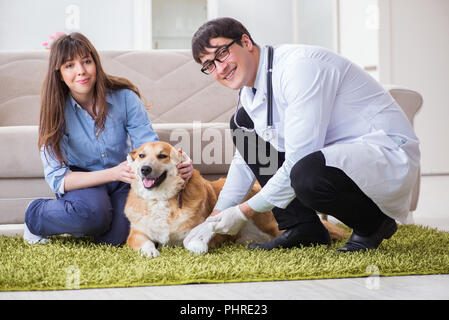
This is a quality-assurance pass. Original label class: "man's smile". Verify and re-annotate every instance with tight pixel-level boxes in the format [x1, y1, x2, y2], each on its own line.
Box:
[224, 68, 236, 81]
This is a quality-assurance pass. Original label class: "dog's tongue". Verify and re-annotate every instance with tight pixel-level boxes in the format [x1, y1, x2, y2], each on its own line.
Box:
[143, 178, 155, 188]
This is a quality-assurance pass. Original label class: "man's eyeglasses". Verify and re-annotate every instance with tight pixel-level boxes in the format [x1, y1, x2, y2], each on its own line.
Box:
[201, 39, 239, 75]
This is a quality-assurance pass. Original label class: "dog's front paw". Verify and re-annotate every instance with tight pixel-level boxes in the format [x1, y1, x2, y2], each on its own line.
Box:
[185, 239, 209, 255]
[140, 241, 160, 258]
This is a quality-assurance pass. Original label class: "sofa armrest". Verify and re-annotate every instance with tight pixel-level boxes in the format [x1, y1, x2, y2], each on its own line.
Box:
[384, 84, 423, 124]
[384, 85, 423, 212]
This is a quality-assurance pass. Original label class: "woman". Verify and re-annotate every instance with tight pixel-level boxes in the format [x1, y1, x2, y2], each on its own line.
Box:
[24, 32, 193, 246]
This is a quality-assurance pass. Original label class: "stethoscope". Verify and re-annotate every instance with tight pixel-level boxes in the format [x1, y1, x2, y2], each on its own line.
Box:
[233, 45, 276, 142]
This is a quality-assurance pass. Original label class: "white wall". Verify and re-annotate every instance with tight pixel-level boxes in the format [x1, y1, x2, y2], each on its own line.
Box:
[294, 0, 336, 51]
[208, 0, 294, 46]
[339, 0, 380, 79]
[0, 0, 135, 50]
[379, 0, 449, 174]
[152, 0, 207, 49]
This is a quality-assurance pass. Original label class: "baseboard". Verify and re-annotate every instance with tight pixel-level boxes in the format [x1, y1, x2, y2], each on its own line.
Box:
[0, 224, 24, 236]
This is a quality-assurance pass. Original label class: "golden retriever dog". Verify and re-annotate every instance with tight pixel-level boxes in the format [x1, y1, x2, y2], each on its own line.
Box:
[124, 141, 347, 258]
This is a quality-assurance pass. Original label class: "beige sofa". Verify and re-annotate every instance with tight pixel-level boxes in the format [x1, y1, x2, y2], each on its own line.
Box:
[0, 50, 422, 234]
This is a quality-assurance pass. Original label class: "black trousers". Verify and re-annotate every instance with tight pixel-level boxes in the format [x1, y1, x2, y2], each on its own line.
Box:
[230, 108, 390, 236]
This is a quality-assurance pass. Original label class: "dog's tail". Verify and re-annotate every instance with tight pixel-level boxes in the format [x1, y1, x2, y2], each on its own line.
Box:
[321, 219, 349, 241]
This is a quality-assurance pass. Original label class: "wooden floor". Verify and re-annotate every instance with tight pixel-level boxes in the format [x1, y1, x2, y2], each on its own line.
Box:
[1, 274, 448, 300]
[1, 175, 448, 300]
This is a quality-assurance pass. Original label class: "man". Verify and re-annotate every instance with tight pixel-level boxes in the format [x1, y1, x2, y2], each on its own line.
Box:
[186, 17, 420, 252]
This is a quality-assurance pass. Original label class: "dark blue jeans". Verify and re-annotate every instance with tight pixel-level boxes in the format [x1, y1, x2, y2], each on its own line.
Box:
[25, 180, 130, 246]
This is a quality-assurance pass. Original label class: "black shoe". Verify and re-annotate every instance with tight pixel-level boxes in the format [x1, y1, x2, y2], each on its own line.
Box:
[337, 218, 397, 253]
[248, 221, 331, 250]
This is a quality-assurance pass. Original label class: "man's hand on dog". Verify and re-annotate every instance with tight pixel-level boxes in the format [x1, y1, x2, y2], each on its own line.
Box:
[206, 205, 249, 236]
[186, 203, 257, 242]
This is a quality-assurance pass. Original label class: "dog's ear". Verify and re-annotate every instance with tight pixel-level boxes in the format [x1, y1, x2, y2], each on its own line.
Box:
[129, 149, 138, 161]
[127, 153, 133, 165]
[177, 148, 189, 163]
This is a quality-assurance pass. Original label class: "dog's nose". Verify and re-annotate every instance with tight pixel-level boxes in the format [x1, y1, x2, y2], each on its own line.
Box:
[140, 165, 152, 177]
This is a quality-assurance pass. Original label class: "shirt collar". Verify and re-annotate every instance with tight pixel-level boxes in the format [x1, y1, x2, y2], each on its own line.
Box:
[253, 45, 266, 91]
[241, 46, 268, 110]
[67, 95, 79, 112]
[67, 92, 114, 112]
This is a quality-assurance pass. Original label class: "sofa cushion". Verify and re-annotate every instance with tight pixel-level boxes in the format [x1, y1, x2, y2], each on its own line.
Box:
[154, 122, 234, 175]
[0, 123, 234, 178]
[0, 178, 54, 224]
[0, 53, 48, 126]
[0, 126, 42, 178]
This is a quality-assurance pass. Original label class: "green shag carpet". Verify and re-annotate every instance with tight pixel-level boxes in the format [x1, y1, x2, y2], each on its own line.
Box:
[1, 224, 449, 291]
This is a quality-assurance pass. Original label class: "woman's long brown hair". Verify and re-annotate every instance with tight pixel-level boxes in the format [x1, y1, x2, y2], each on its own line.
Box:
[39, 32, 142, 167]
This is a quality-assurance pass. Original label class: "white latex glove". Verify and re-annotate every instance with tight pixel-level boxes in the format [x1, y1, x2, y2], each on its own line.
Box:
[183, 222, 215, 255]
[206, 205, 248, 236]
[184, 222, 206, 247]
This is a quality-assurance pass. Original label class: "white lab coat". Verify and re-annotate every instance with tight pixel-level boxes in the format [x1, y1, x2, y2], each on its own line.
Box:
[214, 45, 420, 224]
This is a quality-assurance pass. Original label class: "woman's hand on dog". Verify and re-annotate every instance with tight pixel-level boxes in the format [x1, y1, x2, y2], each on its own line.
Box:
[110, 161, 135, 184]
[177, 149, 193, 181]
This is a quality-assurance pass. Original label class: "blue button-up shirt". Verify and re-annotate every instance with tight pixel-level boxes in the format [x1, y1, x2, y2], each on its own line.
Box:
[41, 89, 159, 195]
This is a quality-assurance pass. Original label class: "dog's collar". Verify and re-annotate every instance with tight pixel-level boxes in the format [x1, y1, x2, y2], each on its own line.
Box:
[177, 190, 183, 209]
[177, 178, 187, 209]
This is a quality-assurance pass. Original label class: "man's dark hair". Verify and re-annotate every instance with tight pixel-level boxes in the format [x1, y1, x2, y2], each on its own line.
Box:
[191, 17, 257, 64]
